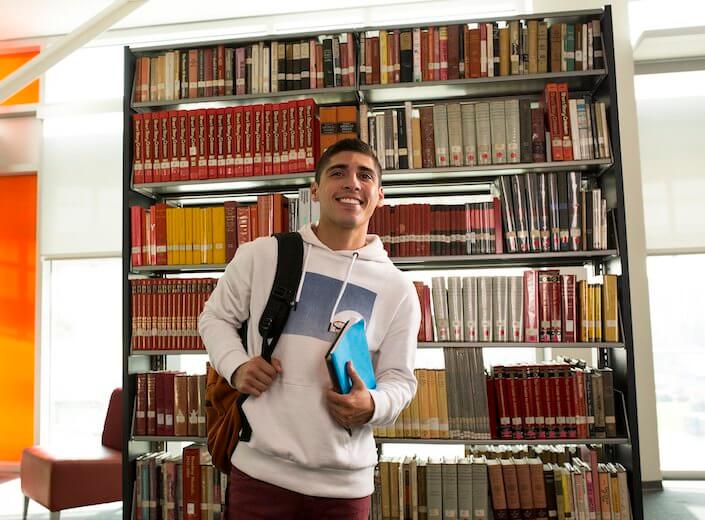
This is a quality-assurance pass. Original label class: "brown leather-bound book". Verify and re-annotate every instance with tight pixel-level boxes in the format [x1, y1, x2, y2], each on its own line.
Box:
[174, 374, 189, 436]
[550, 24, 562, 72]
[187, 374, 200, 436]
[530, 101, 547, 162]
[499, 27, 510, 76]
[528, 20, 539, 74]
[135, 372, 147, 435]
[544, 83, 563, 161]
[182, 444, 204, 519]
[196, 374, 206, 437]
[418, 106, 435, 168]
[501, 458, 522, 519]
[469, 28, 481, 78]
[558, 83, 574, 160]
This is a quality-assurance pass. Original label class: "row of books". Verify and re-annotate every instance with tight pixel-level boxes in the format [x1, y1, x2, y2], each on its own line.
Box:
[415, 272, 619, 344]
[368, 201, 503, 258]
[130, 279, 215, 351]
[133, 33, 355, 103]
[371, 447, 630, 520]
[132, 18, 606, 104]
[498, 172, 609, 254]
[134, 445, 226, 520]
[131, 99, 321, 185]
[129, 195, 290, 267]
[133, 371, 206, 437]
[360, 19, 605, 88]
[360, 91, 610, 172]
[374, 353, 618, 442]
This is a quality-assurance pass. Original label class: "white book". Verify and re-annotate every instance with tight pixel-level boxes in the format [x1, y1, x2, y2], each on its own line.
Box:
[251, 44, 260, 95]
[447, 103, 464, 167]
[461, 103, 478, 166]
[441, 458, 459, 520]
[457, 458, 474, 520]
[598, 102, 611, 159]
[509, 276, 524, 342]
[486, 23, 494, 77]
[431, 277, 450, 341]
[471, 456, 489, 519]
[462, 277, 479, 342]
[413, 28, 422, 82]
[576, 99, 591, 159]
[270, 42, 278, 93]
[492, 276, 509, 342]
[448, 276, 464, 341]
[504, 98, 520, 163]
[164, 51, 174, 100]
[478, 276, 493, 342]
[432, 104, 450, 167]
[262, 45, 270, 94]
[475, 102, 492, 165]
[489, 100, 507, 164]
[569, 99, 582, 160]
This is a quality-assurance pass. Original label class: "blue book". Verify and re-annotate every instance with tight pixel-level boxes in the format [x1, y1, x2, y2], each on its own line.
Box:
[325, 319, 377, 394]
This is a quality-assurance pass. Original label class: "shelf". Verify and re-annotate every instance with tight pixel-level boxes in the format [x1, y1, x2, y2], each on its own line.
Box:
[359, 70, 607, 104]
[130, 349, 208, 356]
[130, 250, 617, 275]
[392, 250, 618, 270]
[376, 437, 630, 446]
[131, 86, 359, 113]
[131, 159, 612, 198]
[418, 342, 624, 349]
[132, 435, 207, 443]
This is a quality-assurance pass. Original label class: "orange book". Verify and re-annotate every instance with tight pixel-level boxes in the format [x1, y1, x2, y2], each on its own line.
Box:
[336, 105, 358, 142]
[319, 106, 338, 156]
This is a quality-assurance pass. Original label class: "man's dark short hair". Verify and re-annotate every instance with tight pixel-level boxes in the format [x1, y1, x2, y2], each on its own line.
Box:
[315, 138, 383, 184]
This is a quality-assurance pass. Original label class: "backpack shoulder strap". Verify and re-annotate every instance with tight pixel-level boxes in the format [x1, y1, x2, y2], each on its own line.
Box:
[258, 231, 304, 362]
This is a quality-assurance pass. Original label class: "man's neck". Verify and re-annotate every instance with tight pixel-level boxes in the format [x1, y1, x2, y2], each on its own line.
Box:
[313, 221, 368, 251]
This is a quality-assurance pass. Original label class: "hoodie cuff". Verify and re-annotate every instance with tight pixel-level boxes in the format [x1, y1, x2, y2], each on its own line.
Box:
[219, 349, 252, 389]
[366, 389, 390, 426]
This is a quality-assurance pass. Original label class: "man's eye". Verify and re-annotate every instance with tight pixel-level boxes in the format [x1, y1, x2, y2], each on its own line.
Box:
[330, 170, 343, 176]
[361, 173, 373, 181]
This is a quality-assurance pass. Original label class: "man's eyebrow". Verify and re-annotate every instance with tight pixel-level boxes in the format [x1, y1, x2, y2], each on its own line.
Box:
[325, 163, 376, 174]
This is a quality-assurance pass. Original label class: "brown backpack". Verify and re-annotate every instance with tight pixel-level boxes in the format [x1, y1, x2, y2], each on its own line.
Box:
[204, 232, 304, 474]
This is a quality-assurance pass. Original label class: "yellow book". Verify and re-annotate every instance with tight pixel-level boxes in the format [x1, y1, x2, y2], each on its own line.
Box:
[602, 274, 619, 342]
[594, 284, 603, 341]
[561, 465, 574, 519]
[175, 207, 185, 265]
[499, 27, 510, 76]
[417, 369, 431, 439]
[409, 383, 421, 438]
[380, 30, 388, 85]
[427, 369, 440, 439]
[184, 207, 194, 265]
[202, 207, 213, 265]
[587, 284, 596, 341]
[166, 207, 175, 265]
[380, 458, 391, 520]
[211, 205, 226, 265]
[436, 369, 450, 439]
[579, 280, 589, 342]
[401, 401, 412, 438]
[193, 207, 203, 265]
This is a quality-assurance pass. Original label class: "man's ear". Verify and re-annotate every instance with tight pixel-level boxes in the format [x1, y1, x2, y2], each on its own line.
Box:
[311, 181, 319, 202]
[376, 186, 384, 207]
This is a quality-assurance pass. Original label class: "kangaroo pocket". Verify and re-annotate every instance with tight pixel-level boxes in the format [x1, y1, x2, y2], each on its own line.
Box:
[241, 380, 377, 470]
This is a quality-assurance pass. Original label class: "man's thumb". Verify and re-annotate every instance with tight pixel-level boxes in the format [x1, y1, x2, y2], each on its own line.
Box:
[347, 361, 365, 389]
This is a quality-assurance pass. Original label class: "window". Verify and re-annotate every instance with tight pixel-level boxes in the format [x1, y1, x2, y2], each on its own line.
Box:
[41, 258, 122, 448]
[647, 254, 705, 474]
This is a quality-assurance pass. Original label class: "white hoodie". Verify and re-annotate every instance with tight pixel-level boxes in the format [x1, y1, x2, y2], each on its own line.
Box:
[199, 224, 420, 498]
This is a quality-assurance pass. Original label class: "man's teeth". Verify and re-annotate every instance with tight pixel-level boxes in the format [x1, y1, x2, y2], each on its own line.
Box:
[338, 198, 361, 204]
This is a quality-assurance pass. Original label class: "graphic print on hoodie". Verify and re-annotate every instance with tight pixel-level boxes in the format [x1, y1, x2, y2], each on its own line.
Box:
[199, 224, 420, 499]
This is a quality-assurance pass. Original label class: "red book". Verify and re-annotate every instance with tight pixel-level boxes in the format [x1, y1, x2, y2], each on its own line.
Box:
[439, 26, 448, 80]
[552, 365, 566, 438]
[130, 206, 143, 267]
[187, 110, 199, 180]
[163, 371, 176, 436]
[486, 375, 499, 439]
[234, 106, 244, 177]
[523, 365, 537, 439]
[168, 111, 180, 181]
[146, 371, 157, 435]
[264, 104, 273, 175]
[288, 101, 298, 172]
[151, 113, 162, 182]
[574, 368, 587, 438]
[216, 44, 225, 96]
[236, 206, 251, 246]
[225, 201, 238, 262]
[272, 104, 281, 174]
[253, 104, 264, 176]
[197, 110, 208, 179]
[142, 113, 153, 183]
[160, 112, 170, 181]
[156, 371, 166, 435]
[206, 108, 218, 178]
[296, 101, 307, 171]
[432, 26, 441, 81]
[564, 368, 577, 438]
[423, 285, 433, 341]
[203, 48, 213, 97]
[549, 271, 562, 342]
[132, 114, 144, 184]
[188, 50, 198, 98]
[493, 197, 504, 254]
[561, 274, 577, 342]
[243, 105, 254, 176]
[544, 83, 563, 161]
[558, 83, 574, 160]
[531, 365, 547, 439]
[249, 205, 258, 240]
[153, 203, 168, 265]
[216, 108, 226, 178]
[494, 367, 512, 439]
[279, 102, 289, 174]
[543, 365, 557, 439]
[182, 445, 203, 520]
[135, 372, 147, 435]
[524, 270, 540, 342]
[224, 108, 235, 178]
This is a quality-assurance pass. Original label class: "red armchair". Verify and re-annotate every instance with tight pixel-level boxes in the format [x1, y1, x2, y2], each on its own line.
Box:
[20, 388, 123, 519]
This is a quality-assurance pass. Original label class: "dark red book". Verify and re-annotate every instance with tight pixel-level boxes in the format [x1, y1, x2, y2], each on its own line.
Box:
[243, 105, 254, 176]
[206, 108, 218, 179]
[280, 102, 290, 174]
[264, 104, 273, 175]
[288, 101, 298, 172]
[134, 372, 147, 435]
[224, 107, 235, 178]
[132, 114, 144, 184]
[187, 110, 199, 180]
[234, 106, 244, 177]
[216, 108, 226, 178]
[182, 445, 203, 520]
[146, 372, 157, 435]
[253, 104, 264, 177]
[152, 203, 168, 265]
[197, 109, 208, 179]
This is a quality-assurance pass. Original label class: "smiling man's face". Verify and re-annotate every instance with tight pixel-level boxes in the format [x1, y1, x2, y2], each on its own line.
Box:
[311, 150, 384, 234]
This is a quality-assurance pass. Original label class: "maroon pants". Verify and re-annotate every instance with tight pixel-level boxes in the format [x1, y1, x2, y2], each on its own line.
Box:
[227, 466, 370, 519]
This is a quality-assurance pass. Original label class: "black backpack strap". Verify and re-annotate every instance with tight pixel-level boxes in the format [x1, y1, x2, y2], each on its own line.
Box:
[238, 231, 304, 443]
[259, 231, 304, 362]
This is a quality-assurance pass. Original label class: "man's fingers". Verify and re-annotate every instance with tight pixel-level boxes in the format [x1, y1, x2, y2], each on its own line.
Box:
[271, 357, 283, 373]
[347, 362, 366, 390]
[252, 357, 278, 377]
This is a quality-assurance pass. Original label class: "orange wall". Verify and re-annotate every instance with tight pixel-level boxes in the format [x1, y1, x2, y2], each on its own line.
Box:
[0, 50, 40, 105]
[0, 175, 37, 461]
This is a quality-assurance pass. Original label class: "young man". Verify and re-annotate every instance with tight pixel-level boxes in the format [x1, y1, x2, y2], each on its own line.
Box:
[199, 138, 421, 518]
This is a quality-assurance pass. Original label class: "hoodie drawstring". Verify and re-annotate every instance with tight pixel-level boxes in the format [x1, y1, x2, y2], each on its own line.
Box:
[294, 243, 313, 309]
[328, 251, 359, 330]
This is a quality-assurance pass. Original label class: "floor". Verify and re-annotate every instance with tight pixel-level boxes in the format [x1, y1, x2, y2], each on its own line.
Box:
[0, 475, 703, 519]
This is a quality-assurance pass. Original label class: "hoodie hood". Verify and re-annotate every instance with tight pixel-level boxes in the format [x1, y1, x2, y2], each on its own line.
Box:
[298, 223, 391, 263]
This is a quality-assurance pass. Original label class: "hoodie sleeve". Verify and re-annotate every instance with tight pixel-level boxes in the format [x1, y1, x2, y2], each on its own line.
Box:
[198, 241, 256, 386]
[367, 280, 421, 426]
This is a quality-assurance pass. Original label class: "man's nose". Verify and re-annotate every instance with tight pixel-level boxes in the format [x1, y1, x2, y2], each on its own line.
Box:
[343, 171, 361, 189]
